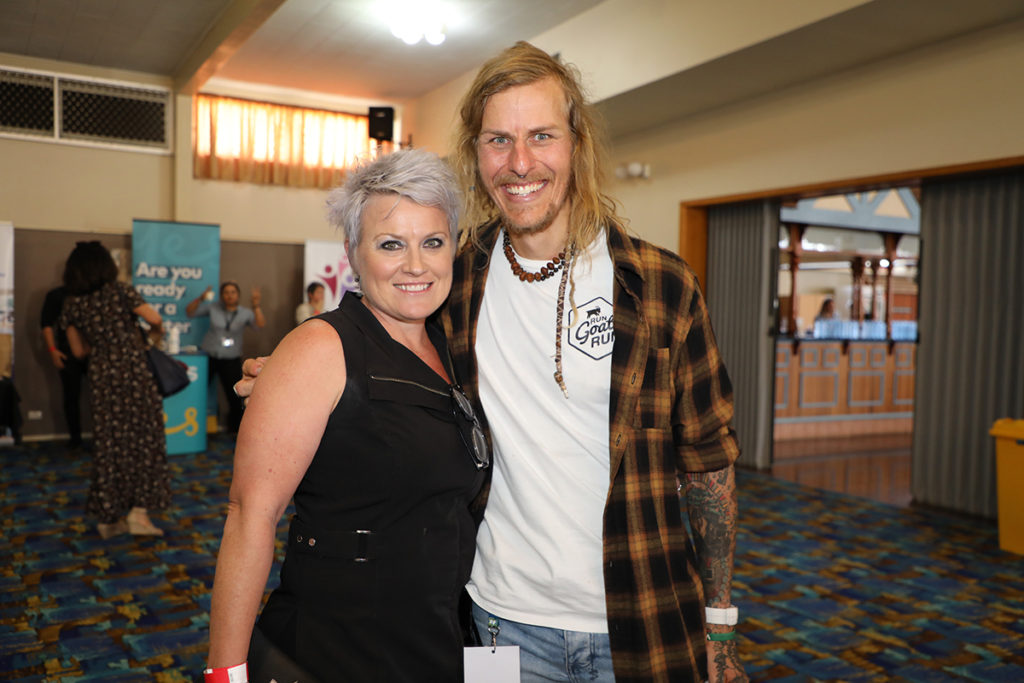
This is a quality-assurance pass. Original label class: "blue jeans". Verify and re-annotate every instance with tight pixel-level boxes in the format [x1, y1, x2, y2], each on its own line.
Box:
[472, 601, 616, 682]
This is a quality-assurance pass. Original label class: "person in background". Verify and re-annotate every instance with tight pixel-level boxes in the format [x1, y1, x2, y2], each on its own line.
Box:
[40, 285, 88, 449]
[205, 149, 485, 683]
[186, 281, 265, 434]
[810, 297, 837, 337]
[59, 241, 170, 538]
[294, 281, 325, 325]
[816, 297, 835, 322]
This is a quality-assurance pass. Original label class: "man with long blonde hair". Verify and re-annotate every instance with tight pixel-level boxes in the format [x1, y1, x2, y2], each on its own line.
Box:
[444, 42, 746, 682]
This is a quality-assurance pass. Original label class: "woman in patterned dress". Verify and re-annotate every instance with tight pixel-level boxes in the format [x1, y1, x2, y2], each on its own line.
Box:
[60, 241, 171, 539]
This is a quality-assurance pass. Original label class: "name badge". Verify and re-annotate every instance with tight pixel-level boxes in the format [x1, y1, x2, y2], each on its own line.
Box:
[464, 645, 520, 683]
[220, 337, 235, 348]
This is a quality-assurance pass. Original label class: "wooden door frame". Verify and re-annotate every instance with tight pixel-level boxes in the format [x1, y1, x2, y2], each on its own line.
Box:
[678, 155, 1024, 292]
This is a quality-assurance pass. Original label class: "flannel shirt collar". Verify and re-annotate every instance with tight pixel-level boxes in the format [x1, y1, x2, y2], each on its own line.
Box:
[604, 221, 646, 310]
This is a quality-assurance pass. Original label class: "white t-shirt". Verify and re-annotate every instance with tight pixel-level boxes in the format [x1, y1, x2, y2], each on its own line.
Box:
[466, 230, 614, 633]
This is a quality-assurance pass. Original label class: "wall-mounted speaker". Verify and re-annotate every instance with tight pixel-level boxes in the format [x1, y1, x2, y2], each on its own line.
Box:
[368, 106, 394, 142]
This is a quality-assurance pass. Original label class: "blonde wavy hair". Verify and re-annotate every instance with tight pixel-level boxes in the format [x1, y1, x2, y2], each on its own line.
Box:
[451, 41, 623, 255]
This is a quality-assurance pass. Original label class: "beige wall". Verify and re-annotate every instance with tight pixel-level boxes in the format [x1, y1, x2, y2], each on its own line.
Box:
[409, 9, 1024, 253]
[411, 72, 474, 156]
[608, 19, 1024, 251]
[0, 53, 174, 233]
[529, 0, 871, 101]
[410, 0, 872, 155]
[0, 137, 174, 233]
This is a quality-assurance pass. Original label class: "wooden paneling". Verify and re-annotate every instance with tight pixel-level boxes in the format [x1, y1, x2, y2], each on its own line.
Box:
[774, 340, 915, 440]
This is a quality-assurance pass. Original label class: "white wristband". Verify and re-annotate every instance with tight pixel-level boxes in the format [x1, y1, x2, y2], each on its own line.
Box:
[705, 606, 738, 625]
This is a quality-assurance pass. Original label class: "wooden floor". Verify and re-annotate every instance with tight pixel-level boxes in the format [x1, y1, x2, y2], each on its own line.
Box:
[770, 432, 912, 507]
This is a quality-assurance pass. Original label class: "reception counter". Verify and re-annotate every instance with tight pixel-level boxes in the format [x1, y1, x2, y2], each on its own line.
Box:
[774, 339, 915, 440]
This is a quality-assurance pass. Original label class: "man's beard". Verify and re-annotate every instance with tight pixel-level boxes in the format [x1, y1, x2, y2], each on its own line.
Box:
[497, 193, 567, 237]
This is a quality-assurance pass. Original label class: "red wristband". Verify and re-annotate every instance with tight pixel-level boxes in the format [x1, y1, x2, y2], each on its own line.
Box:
[48, 346, 57, 352]
[203, 661, 248, 683]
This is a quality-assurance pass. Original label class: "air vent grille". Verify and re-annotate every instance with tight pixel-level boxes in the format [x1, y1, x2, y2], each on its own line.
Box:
[61, 80, 167, 146]
[0, 68, 170, 151]
[0, 71, 54, 136]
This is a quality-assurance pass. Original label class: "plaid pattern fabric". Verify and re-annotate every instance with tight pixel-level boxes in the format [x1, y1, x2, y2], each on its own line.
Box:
[442, 220, 740, 682]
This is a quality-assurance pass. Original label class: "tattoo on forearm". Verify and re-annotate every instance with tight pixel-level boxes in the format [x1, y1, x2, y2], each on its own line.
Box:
[684, 466, 738, 605]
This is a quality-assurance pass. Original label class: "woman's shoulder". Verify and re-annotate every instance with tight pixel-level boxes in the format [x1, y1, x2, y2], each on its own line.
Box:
[267, 318, 346, 390]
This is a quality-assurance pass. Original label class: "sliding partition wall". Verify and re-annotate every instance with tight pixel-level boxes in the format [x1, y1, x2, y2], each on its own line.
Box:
[705, 200, 779, 470]
[913, 169, 1024, 517]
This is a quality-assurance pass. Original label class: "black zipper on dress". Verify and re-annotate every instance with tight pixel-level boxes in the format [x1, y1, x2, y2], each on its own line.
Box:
[369, 374, 449, 397]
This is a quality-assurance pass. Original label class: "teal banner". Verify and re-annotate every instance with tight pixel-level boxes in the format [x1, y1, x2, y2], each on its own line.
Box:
[131, 219, 220, 349]
[164, 354, 208, 455]
[132, 219, 220, 454]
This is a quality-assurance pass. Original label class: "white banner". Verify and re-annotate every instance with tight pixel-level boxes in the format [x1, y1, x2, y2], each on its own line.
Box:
[303, 239, 356, 313]
[0, 221, 12, 335]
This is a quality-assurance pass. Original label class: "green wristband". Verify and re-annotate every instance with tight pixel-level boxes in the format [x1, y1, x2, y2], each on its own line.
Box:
[707, 630, 736, 641]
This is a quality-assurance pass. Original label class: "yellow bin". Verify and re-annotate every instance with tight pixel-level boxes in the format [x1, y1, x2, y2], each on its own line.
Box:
[990, 418, 1024, 555]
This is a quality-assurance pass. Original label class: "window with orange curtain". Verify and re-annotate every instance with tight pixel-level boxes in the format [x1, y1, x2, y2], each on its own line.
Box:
[193, 94, 389, 189]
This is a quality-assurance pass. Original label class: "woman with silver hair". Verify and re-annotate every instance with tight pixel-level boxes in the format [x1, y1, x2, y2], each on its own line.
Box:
[205, 149, 487, 682]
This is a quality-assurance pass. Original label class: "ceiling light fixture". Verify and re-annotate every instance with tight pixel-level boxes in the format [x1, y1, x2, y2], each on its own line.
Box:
[382, 0, 447, 46]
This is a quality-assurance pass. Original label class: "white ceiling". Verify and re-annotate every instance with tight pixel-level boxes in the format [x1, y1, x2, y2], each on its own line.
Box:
[215, 0, 606, 100]
[0, 0, 605, 100]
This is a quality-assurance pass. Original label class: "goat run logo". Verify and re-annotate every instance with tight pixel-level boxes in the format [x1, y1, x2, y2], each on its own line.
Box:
[568, 296, 614, 360]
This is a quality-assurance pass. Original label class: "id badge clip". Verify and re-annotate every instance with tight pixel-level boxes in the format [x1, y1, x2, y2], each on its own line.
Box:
[464, 617, 520, 683]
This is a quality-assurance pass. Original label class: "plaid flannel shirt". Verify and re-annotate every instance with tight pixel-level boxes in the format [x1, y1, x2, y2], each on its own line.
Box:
[441, 220, 740, 682]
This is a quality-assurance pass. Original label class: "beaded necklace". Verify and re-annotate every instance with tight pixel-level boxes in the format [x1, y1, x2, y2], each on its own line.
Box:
[502, 230, 574, 398]
[551, 244, 575, 398]
[502, 231, 566, 282]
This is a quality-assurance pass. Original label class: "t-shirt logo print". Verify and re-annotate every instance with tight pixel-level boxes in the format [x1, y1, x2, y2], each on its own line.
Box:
[568, 296, 614, 360]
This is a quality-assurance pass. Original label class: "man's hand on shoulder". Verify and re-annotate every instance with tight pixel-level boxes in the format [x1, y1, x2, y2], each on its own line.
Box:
[234, 356, 268, 405]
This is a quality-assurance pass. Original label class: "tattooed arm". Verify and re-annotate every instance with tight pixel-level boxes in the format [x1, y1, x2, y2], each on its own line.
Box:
[685, 464, 747, 683]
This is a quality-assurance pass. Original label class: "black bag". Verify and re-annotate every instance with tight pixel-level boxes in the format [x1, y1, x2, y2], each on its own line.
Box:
[146, 347, 190, 397]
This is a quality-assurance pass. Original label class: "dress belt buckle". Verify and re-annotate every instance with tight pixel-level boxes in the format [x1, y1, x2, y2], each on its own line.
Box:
[354, 529, 372, 562]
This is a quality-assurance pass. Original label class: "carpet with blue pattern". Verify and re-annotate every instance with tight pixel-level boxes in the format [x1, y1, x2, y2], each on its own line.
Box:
[1, 436, 1022, 681]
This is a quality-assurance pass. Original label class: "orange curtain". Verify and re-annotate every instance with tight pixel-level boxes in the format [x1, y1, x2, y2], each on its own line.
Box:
[193, 94, 389, 189]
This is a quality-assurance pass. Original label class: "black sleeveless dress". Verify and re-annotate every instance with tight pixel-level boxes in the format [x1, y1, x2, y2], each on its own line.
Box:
[255, 291, 485, 682]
